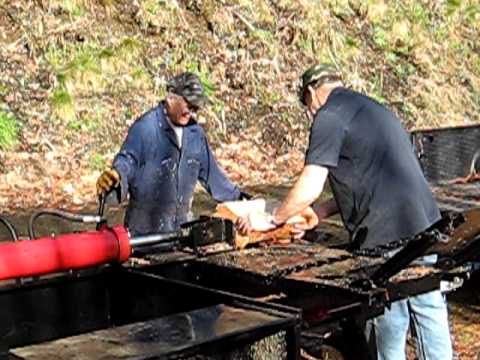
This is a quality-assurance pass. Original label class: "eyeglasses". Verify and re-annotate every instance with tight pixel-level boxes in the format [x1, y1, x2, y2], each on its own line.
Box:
[187, 103, 199, 114]
[171, 93, 199, 114]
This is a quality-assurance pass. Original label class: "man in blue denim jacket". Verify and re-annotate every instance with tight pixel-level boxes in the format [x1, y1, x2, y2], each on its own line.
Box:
[96, 72, 248, 235]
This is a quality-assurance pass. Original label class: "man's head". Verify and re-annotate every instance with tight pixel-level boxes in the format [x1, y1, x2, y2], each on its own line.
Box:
[299, 64, 342, 117]
[165, 72, 209, 126]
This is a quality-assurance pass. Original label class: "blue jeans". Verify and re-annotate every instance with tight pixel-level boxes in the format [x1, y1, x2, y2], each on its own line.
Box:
[365, 255, 452, 360]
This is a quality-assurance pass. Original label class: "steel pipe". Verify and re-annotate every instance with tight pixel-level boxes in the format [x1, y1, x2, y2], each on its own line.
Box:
[129, 232, 179, 247]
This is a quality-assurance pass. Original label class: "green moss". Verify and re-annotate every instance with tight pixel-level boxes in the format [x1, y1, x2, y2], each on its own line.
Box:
[253, 29, 273, 42]
[99, 47, 115, 59]
[186, 41, 200, 54]
[145, 0, 161, 15]
[89, 152, 107, 171]
[0, 111, 20, 150]
[385, 52, 398, 63]
[212, 99, 225, 115]
[446, 0, 462, 16]
[51, 89, 73, 108]
[0, 83, 9, 97]
[373, 27, 388, 49]
[45, 44, 69, 70]
[345, 36, 358, 47]
[60, 0, 86, 17]
[298, 35, 315, 57]
[67, 119, 82, 131]
[56, 73, 67, 87]
[122, 107, 134, 122]
[409, 3, 430, 26]
[117, 37, 143, 60]
[268, 91, 281, 105]
[63, 50, 101, 76]
[68, 113, 101, 135]
[50, 89, 76, 122]
[328, 0, 355, 20]
[185, 61, 216, 98]
[131, 67, 146, 80]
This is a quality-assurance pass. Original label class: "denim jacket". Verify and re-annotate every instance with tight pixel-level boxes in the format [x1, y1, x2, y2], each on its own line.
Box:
[112, 104, 241, 235]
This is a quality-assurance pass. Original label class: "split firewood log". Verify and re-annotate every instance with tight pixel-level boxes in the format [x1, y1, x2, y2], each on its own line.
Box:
[213, 199, 306, 249]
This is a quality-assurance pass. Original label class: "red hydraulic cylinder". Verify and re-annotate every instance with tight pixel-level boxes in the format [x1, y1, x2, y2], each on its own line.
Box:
[0, 225, 131, 280]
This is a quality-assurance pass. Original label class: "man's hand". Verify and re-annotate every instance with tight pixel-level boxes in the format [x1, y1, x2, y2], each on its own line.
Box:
[236, 206, 319, 238]
[96, 168, 120, 195]
[236, 212, 277, 235]
[290, 206, 319, 239]
[235, 217, 251, 236]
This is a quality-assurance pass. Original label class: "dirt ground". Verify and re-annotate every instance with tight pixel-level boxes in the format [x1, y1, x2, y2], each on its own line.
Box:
[448, 272, 480, 360]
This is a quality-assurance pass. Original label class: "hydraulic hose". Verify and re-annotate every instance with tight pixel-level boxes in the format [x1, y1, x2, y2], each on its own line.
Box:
[0, 215, 18, 241]
[96, 193, 106, 230]
[28, 209, 102, 240]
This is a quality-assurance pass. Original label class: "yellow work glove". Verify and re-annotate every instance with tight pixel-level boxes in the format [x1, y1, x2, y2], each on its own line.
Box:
[96, 168, 120, 195]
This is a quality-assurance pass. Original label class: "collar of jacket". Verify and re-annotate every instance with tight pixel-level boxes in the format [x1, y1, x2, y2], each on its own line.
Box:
[156, 103, 199, 149]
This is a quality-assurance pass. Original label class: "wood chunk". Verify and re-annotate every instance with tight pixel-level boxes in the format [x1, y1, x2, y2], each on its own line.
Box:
[213, 200, 306, 249]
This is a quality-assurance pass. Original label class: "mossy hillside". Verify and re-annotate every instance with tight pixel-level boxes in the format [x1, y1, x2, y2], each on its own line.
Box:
[0, 0, 478, 207]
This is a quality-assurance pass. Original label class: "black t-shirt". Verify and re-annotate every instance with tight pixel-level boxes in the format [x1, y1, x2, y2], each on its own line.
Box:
[305, 87, 440, 249]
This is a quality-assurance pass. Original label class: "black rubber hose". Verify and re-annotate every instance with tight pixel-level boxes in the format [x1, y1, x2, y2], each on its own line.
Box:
[96, 193, 106, 231]
[28, 209, 101, 240]
[0, 215, 18, 241]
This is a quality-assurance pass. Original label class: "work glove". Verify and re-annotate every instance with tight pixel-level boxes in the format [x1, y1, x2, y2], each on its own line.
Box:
[96, 168, 120, 195]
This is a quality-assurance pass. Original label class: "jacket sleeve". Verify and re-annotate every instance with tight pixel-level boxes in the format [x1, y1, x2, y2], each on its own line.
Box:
[198, 136, 241, 202]
[112, 121, 146, 202]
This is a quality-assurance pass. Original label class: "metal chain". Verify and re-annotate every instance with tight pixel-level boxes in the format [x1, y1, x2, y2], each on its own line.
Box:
[352, 237, 411, 257]
[353, 211, 462, 258]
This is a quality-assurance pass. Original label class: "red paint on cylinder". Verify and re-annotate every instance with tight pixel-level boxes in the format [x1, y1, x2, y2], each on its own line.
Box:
[0, 226, 131, 280]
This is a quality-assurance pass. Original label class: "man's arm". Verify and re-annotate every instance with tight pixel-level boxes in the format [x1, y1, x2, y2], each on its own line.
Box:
[272, 164, 329, 224]
[108, 121, 146, 201]
[198, 137, 241, 201]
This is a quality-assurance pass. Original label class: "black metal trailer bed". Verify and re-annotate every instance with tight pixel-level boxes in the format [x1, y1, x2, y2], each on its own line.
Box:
[433, 182, 480, 212]
[135, 226, 464, 360]
[2, 217, 462, 360]
[187, 244, 441, 309]
[1, 124, 480, 360]
[1, 267, 300, 360]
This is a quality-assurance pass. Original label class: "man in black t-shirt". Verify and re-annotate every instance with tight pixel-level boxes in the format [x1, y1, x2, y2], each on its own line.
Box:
[237, 64, 452, 359]
[302, 70, 440, 250]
